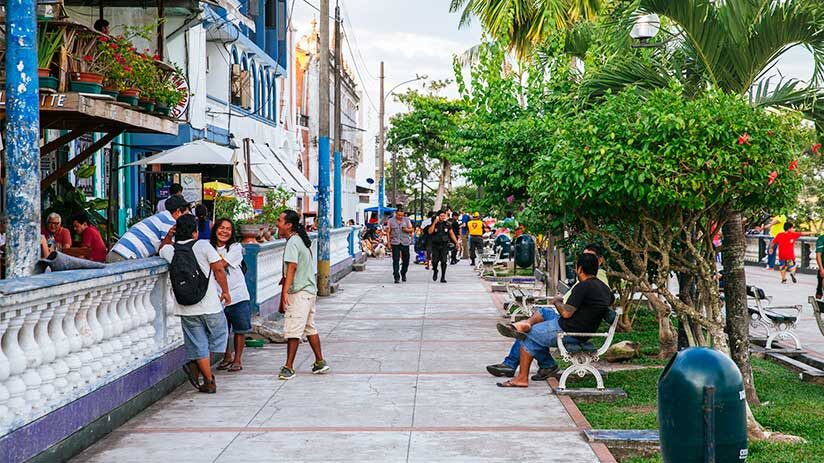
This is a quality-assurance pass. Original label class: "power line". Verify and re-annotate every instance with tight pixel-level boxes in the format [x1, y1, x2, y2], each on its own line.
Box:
[338, 0, 377, 81]
[341, 23, 379, 113]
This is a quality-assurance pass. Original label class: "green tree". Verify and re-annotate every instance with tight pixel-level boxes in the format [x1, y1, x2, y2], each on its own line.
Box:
[386, 90, 466, 212]
[449, 0, 607, 58]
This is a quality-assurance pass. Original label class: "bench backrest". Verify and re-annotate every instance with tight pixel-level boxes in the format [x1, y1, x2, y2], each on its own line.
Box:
[746, 285, 768, 301]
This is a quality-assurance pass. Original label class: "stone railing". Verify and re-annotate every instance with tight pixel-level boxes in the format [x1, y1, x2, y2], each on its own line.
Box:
[744, 234, 818, 273]
[0, 258, 173, 437]
[242, 227, 361, 316]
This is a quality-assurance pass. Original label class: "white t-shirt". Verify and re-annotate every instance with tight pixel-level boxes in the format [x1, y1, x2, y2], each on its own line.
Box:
[216, 244, 250, 304]
[156, 197, 167, 214]
[159, 239, 223, 316]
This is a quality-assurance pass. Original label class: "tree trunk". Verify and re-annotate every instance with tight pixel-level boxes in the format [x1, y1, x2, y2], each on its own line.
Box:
[433, 158, 450, 211]
[722, 211, 760, 405]
[648, 296, 678, 358]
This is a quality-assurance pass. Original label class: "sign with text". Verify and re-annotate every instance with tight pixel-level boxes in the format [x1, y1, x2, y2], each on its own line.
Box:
[0, 92, 70, 108]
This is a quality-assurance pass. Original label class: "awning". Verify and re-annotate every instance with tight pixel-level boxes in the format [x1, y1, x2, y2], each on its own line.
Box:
[125, 140, 233, 166]
[266, 145, 316, 194]
[364, 206, 397, 213]
[233, 142, 315, 194]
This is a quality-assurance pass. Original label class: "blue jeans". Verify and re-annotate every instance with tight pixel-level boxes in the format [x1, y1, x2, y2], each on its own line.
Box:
[767, 240, 776, 269]
[502, 308, 560, 370]
[181, 312, 229, 361]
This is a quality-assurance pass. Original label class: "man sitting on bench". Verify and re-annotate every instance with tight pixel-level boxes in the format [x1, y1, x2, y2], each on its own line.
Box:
[488, 252, 614, 388]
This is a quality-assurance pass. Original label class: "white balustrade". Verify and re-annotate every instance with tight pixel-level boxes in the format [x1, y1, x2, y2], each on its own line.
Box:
[0, 258, 175, 437]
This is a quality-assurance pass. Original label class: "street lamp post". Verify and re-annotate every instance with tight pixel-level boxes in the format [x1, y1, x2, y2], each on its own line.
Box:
[377, 64, 426, 223]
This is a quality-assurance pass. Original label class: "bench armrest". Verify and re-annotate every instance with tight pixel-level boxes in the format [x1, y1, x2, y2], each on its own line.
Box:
[765, 305, 802, 316]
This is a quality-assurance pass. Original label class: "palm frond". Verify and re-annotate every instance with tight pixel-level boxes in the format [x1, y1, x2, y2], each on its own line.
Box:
[579, 57, 672, 101]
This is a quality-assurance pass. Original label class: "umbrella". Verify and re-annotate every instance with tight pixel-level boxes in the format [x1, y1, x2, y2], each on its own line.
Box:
[364, 206, 396, 213]
[203, 181, 234, 200]
[124, 140, 234, 166]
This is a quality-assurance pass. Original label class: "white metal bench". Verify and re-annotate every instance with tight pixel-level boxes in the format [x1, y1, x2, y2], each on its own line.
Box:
[747, 285, 802, 350]
[555, 307, 623, 390]
[808, 297, 824, 337]
[503, 277, 550, 321]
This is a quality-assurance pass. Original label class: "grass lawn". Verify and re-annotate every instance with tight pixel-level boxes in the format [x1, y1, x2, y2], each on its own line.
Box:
[577, 307, 824, 462]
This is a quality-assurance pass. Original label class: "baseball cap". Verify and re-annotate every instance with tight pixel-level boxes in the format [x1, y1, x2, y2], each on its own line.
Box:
[165, 195, 190, 212]
[472, 212, 480, 218]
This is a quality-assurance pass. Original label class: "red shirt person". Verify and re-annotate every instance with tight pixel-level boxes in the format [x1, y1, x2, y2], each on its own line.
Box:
[71, 215, 108, 262]
[770, 221, 813, 283]
[42, 212, 72, 252]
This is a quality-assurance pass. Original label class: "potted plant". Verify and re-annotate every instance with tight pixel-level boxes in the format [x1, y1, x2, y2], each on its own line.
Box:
[68, 32, 111, 92]
[154, 67, 186, 116]
[96, 34, 138, 98]
[260, 186, 293, 229]
[37, 23, 63, 91]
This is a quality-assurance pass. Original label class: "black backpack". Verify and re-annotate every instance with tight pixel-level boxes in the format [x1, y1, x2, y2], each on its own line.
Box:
[169, 241, 211, 306]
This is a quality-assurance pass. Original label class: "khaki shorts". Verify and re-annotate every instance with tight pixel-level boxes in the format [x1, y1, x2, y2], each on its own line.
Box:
[283, 290, 318, 339]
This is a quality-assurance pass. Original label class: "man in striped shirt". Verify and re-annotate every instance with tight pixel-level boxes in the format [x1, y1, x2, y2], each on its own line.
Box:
[106, 195, 190, 262]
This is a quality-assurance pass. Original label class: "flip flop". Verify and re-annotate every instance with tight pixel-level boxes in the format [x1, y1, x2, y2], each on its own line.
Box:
[496, 322, 527, 341]
[496, 380, 527, 388]
[228, 363, 243, 372]
[216, 360, 233, 370]
[182, 361, 201, 389]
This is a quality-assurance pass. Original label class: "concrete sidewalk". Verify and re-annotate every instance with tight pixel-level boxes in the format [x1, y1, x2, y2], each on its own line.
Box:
[745, 267, 824, 356]
[74, 257, 603, 462]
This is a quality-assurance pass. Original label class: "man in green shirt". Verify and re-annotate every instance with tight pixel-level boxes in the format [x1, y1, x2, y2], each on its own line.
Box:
[276, 210, 329, 380]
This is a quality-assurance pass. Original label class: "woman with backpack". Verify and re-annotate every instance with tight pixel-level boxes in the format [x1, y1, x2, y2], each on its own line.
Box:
[211, 218, 252, 372]
[159, 214, 230, 393]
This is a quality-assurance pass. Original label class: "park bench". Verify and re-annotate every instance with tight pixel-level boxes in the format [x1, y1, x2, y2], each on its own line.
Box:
[477, 239, 507, 276]
[747, 285, 802, 350]
[555, 306, 623, 390]
[503, 277, 550, 321]
[808, 297, 824, 337]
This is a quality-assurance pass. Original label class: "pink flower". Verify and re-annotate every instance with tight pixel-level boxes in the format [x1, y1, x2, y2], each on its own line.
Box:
[82, 55, 93, 62]
[768, 171, 778, 185]
[123, 65, 132, 72]
[152, 54, 160, 60]
[109, 43, 118, 50]
[813, 143, 821, 154]
[789, 160, 798, 171]
[98, 36, 109, 42]
[738, 133, 751, 145]
[506, 195, 515, 204]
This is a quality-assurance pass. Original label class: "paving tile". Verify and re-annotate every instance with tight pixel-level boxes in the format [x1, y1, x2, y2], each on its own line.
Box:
[326, 318, 423, 341]
[216, 431, 410, 462]
[248, 375, 417, 428]
[417, 340, 534, 373]
[422, 318, 499, 341]
[305, 340, 421, 373]
[408, 431, 598, 463]
[77, 432, 238, 463]
[412, 375, 575, 428]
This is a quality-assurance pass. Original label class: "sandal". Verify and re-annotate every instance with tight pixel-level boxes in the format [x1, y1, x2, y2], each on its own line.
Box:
[496, 322, 527, 341]
[496, 380, 527, 388]
[216, 359, 233, 370]
[182, 361, 201, 389]
[227, 363, 243, 372]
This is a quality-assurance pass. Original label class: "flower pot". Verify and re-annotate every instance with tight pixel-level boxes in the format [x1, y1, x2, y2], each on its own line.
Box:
[70, 72, 104, 85]
[38, 68, 51, 78]
[137, 100, 155, 112]
[120, 88, 140, 98]
[239, 224, 262, 243]
[117, 95, 139, 106]
[155, 103, 170, 116]
[68, 81, 102, 94]
[101, 87, 119, 98]
[39, 76, 59, 91]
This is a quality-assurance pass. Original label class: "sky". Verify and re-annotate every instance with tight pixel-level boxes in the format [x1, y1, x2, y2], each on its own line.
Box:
[288, 1, 816, 184]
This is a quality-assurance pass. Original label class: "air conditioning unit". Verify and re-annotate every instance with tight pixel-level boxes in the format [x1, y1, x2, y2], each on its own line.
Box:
[231, 64, 251, 109]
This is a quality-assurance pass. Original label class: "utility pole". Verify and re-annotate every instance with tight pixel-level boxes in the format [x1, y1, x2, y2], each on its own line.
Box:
[333, 1, 343, 228]
[4, 0, 41, 277]
[317, 0, 331, 296]
[377, 61, 385, 224]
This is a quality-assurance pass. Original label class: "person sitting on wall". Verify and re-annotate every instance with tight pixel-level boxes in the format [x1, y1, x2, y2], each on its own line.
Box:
[107, 195, 190, 262]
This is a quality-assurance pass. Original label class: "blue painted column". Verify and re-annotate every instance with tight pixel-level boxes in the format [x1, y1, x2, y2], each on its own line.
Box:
[317, 136, 331, 291]
[377, 176, 385, 225]
[333, 151, 342, 228]
[4, 0, 41, 278]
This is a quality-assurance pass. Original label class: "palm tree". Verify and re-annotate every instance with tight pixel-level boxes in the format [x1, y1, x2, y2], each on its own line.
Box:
[581, 0, 824, 439]
[449, 0, 607, 59]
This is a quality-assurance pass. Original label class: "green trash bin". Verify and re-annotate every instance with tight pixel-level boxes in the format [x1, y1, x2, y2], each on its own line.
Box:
[658, 347, 748, 463]
[514, 235, 535, 269]
[494, 234, 512, 259]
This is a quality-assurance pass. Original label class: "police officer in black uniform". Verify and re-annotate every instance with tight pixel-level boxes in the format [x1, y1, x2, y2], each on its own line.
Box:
[428, 210, 459, 283]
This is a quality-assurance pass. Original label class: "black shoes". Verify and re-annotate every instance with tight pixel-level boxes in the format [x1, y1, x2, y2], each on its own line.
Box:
[433, 269, 438, 281]
[402, 275, 407, 282]
[531, 366, 559, 381]
[486, 363, 516, 377]
[441, 278, 447, 283]
[790, 273, 797, 283]
[394, 279, 400, 284]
